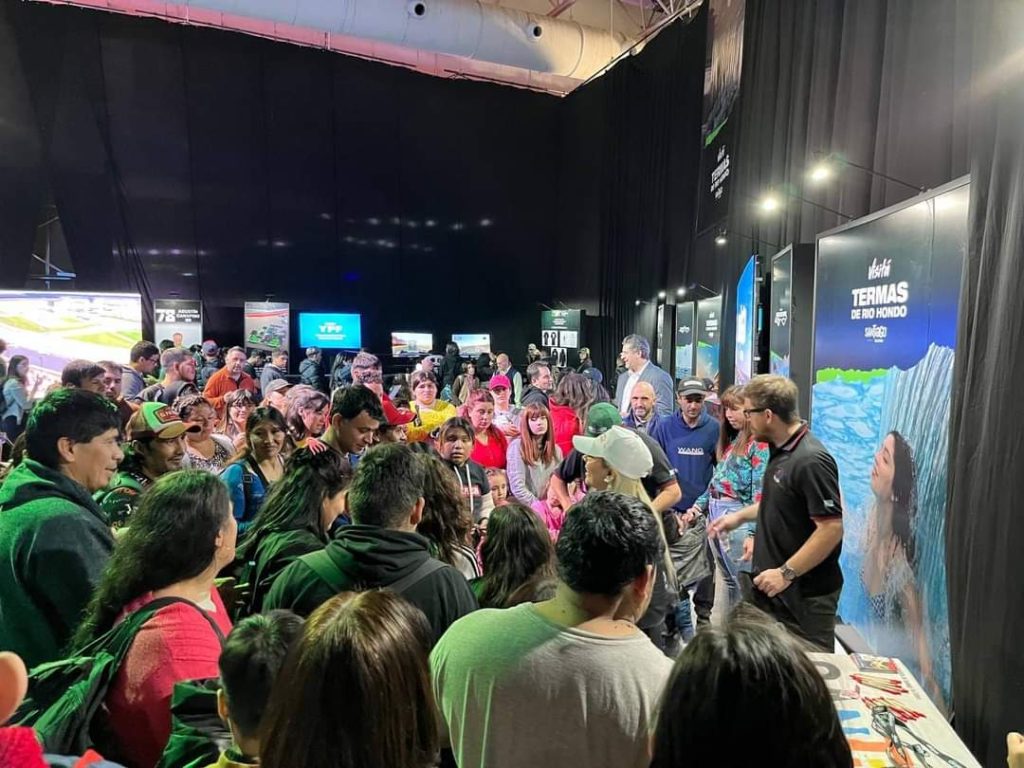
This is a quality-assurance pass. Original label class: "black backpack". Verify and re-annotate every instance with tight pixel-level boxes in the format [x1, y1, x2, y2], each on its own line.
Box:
[14, 596, 224, 757]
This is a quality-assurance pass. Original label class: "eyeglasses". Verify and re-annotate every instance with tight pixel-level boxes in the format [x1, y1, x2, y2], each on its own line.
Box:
[743, 407, 768, 416]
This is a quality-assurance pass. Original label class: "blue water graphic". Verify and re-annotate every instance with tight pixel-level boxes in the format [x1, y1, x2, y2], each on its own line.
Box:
[811, 343, 952, 708]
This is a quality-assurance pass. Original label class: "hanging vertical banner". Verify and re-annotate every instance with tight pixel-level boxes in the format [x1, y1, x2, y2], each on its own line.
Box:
[697, 0, 746, 231]
[154, 299, 203, 348]
[244, 301, 290, 352]
[674, 302, 695, 381]
[810, 179, 969, 711]
[695, 296, 722, 384]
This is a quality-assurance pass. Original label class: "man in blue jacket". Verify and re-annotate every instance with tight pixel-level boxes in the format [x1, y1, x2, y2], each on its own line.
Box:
[650, 378, 719, 640]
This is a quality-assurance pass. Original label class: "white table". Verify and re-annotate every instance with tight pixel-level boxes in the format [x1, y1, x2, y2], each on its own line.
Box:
[811, 653, 980, 768]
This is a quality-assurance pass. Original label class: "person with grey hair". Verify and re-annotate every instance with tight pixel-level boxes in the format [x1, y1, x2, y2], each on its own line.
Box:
[135, 346, 198, 405]
[204, 345, 258, 414]
[300, 347, 326, 392]
[616, 334, 674, 418]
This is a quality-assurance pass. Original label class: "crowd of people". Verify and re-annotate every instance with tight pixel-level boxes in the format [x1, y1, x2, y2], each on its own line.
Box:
[0, 331, 901, 767]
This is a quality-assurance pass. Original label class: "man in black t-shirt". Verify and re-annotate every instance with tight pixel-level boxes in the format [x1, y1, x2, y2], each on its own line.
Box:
[709, 375, 844, 650]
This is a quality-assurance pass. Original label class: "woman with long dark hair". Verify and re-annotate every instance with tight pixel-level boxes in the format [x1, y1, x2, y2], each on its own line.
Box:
[1, 355, 39, 446]
[73, 470, 236, 768]
[685, 385, 770, 609]
[651, 606, 853, 768]
[232, 448, 352, 615]
[220, 388, 258, 449]
[284, 386, 330, 449]
[862, 430, 938, 699]
[260, 590, 440, 768]
[472, 502, 555, 609]
[219, 407, 288, 534]
[417, 453, 480, 580]
[505, 403, 562, 506]
[547, 372, 592, 457]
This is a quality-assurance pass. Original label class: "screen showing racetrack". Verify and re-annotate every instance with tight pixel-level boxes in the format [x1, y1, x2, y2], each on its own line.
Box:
[392, 332, 433, 358]
[452, 333, 491, 356]
[0, 290, 143, 393]
[298, 313, 362, 349]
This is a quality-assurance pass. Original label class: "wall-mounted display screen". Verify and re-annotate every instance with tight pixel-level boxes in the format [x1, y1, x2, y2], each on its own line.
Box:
[298, 313, 362, 349]
[452, 333, 491, 356]
[391, 332, 433, 358]
[769, 250, 793, 376]
[695, 296, 722, 384]
[734, 255, 758, 385]
[244, 301, 290, 352]
[0, 290, 142, 392]
[674, 302, 695, 380]
[154, 299, 203, 348]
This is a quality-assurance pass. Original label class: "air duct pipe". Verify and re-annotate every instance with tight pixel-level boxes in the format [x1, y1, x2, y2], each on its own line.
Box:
[183, 0, 628, 79]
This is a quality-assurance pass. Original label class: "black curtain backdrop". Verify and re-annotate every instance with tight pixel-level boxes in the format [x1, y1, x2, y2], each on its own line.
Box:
[692, 0, 974, 387]
[947, 2, 1024, 765]
[0, 0, 563, 364]
[556, 10, 706, 375]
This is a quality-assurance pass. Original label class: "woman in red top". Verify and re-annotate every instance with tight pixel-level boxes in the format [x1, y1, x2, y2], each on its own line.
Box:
[459, 388, 508, 469]
[547, 372, 591, 458]
[72, 470, 236, 768]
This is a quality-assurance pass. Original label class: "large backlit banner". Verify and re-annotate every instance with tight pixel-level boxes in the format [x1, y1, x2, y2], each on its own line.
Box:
[734, 256, 757, 385]
[695, 296, 722, 384]
[770, 250, 792, 376]
[811, 178, 969, 709]
[154, 299, 203, 348]
[0, 291, 142, 391]
[697, 0, 745, 230]
[674, 302, 695, 380]
[244, 301, 289, 352]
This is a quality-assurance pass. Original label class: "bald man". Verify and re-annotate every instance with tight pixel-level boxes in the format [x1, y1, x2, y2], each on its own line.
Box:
[624, 381, 659, 434]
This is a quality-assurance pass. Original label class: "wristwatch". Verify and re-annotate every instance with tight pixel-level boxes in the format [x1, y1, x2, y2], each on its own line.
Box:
[780, 563, 799, 582]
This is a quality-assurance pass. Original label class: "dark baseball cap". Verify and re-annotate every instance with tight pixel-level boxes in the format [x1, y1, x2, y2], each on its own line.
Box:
[677, 378, 708, 396]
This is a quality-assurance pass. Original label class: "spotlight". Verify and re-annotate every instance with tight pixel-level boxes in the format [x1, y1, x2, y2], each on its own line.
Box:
[808, 162, 832, 183]
[759, 194, 780, 213]
[714, 232, 727, 247]
[657, 291, 666, 300]
[635, 299, 641, 307]
[676, 287, 686, 297]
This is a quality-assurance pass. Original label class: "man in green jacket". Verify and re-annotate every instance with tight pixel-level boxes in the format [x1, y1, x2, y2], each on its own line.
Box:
[0, 388, 124, 667]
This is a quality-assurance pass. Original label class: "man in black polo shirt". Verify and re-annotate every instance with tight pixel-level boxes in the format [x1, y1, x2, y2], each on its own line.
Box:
[709, 374, 844, 650]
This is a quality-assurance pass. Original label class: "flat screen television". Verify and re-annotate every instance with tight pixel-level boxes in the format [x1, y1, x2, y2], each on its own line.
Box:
[452, 333, 491, 356]
[391, 332, 433, 358]
[298, 313, 362, 349]
[734, 255, 758, 385]
[0, 290, 142, 392]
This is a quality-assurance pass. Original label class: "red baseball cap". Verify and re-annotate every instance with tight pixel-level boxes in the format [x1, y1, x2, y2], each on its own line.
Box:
[488, 374, 512, 391]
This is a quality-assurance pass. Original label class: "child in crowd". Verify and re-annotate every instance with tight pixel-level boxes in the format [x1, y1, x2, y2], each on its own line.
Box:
[486, 467, 509, 508]
[530, 479, 583, 542]
[436, 418, 494, 522]
[209, 611, 304, 768]
[505, 403, 562, 507]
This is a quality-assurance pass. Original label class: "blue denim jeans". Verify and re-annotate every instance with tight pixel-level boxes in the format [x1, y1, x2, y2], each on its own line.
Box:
[708, 497, 750, 612]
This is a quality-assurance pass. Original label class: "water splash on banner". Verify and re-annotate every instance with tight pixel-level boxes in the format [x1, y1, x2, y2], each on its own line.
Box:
[811, 343, 952, 708]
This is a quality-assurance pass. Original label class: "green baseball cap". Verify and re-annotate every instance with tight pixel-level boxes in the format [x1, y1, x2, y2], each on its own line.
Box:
[128, 402, 202, 440]
[585, 402, 623, 436]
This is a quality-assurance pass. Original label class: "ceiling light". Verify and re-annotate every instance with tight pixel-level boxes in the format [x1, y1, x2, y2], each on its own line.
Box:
[657, 291, 666, 300]
[479, 218, 493, 227]
[425, 219, 436, 227]
[634, 299, 641, 307]
[759, 194, 781, 213]
[714, 233, 727, 246]
[808, 162, 833, 183]
[676, 287, 686, 297]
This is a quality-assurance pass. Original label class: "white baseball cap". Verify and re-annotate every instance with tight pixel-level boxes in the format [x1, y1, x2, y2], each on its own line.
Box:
[572, 425, 653, 480]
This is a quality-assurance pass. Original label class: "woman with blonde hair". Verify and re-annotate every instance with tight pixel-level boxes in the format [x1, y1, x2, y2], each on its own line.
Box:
[505, 402, 562, 506]
[572, 425, 679, 652]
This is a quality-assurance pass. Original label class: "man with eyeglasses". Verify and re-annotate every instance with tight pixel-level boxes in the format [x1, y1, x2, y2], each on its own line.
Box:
[649, 378, 720, 640]
[708, 374, 844, 651]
